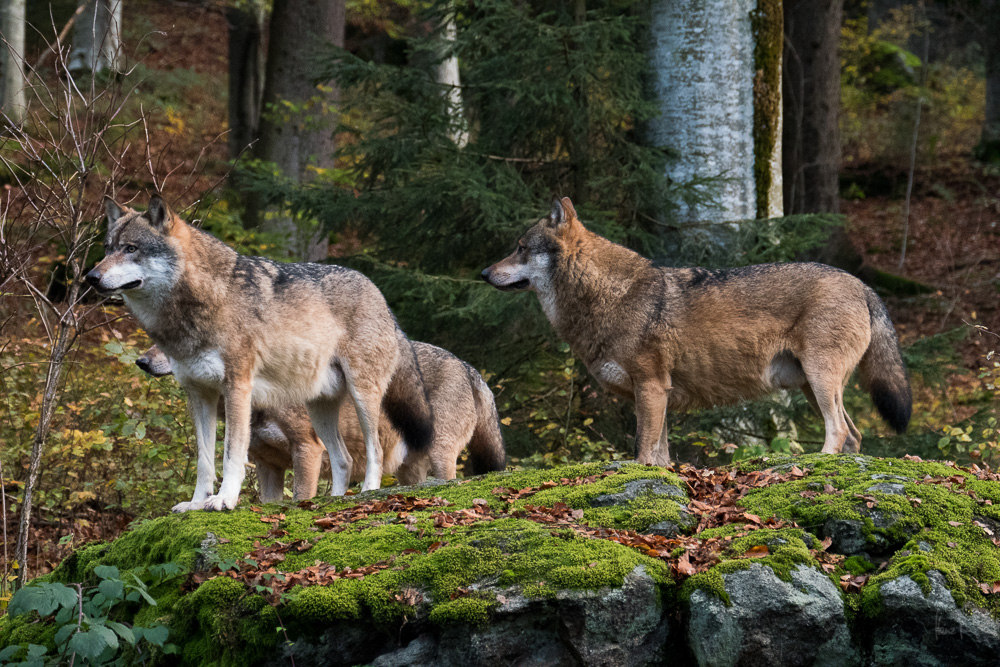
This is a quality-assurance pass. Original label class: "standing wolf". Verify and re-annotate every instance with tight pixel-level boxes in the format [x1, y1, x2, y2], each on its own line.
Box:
[482, 197, 911, 465]
[136, 341, 506, 501]
[87, 195, 432, 511]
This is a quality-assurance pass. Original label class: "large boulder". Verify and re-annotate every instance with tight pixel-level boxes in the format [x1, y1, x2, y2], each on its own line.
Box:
[2, 454, 1000, 667]
[688, 563, 858, 667]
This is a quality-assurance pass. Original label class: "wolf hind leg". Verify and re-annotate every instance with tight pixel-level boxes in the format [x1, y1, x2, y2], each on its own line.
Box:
[342, 364, 387, 492]
[842, 410, 862, 453]
[307, 396, 352, 496]
[256, 462, 285, 503]
[173, 387, 219, 513]
[801, 369, 850, 454]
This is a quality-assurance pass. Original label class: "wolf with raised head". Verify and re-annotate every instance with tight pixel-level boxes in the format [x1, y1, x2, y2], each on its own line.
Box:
[136, 341, 506, 502]
[482, 197, 911, 464]
[87, 194, 432, 511]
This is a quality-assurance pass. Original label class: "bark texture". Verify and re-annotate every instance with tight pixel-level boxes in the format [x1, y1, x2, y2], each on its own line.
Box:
[648, 0, 781, 228]
[227, 5, 265, 161]
[254, 0, 345, 260]
[782, 0, 842, 216]
[0, 0, 27, 123]
[68, 0, 123, 74]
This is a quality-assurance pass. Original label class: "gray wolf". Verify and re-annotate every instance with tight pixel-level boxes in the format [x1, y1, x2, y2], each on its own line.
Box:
[481, 197, 911, 464]
[87, 194, 432, 511]
[136, 338, 505, 501]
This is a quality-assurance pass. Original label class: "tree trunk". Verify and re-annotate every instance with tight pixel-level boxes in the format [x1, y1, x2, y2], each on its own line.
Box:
[68, 0, 123, 75]
[0, 0, 27, 123]
[227, 4, 265, 161]
[647, 0, 782, 237]
[254, 0, 345, 261]
[782, 0, 841, 216]
[979, 0, 1000, 161]
[783, 0, 859, 271]
[432, 12, 468, 148]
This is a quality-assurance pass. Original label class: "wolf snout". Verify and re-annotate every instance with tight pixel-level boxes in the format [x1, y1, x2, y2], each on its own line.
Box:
[135, 356, 153, 374]
[85, 269, 102, 286]
[480, 267, 492, 282]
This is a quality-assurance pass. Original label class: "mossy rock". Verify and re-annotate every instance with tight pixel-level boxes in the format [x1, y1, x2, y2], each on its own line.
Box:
[4, 455, 1000, 666]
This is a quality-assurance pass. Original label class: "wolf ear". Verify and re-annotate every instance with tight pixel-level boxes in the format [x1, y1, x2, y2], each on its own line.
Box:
[548, 196, 577, 228]
[146, 194, 170, 229]
[105, 197, 125, 229]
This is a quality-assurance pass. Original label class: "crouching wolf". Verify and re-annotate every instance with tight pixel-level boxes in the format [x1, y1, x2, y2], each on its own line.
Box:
[136, 342, 506, 501]
[482, 198, 911, 465]
[88, 195, 433, 511]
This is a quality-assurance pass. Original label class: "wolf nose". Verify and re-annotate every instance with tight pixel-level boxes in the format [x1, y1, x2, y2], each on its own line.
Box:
[85, 269, 102, 286]
[480, 268, 491, 282]
[135, 357, 151, 374]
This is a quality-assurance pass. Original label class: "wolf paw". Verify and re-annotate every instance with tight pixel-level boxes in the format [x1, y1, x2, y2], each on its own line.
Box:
[172, 500, 206, 513]
[202, 494, 239, 511]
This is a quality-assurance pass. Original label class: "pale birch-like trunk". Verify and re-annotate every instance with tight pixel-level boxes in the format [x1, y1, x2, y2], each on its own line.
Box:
[0, 0, 27, 123]
[68, 0, 123, 75]
[433, 15, 468, 148]
[647, 0, 783, 232]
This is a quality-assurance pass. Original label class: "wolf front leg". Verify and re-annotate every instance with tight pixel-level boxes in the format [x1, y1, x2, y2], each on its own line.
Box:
[634, 381, 668, 467]
[172, 387, 219, 512]
[204, 377, 253, 511]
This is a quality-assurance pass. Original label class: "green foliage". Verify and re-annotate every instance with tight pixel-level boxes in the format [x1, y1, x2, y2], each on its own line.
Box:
[0, 328, 197, 520]
[1, 565, 177, 665]
[841, 8, 986, 167]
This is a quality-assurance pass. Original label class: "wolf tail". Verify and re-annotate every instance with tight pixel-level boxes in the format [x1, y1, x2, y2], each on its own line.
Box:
[466, 371, 507, 475]
[858, 288, 912, 433]
[382, 332, 435, 452]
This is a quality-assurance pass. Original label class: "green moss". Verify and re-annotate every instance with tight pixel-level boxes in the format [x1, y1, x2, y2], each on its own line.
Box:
[682, 528, 820, 604]
[843, 556, 875, 575]
[428, 596, 495, 626]
[751, 0, 783, 218]
[15, 455, 1000, 664]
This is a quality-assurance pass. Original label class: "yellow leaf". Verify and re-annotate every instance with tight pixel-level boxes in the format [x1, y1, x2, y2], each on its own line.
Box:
[500, 417, 512, 426]
[124, 397, 133, 407]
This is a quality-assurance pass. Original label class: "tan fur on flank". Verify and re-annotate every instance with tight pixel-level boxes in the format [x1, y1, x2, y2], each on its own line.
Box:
[482, 198, 911, 464]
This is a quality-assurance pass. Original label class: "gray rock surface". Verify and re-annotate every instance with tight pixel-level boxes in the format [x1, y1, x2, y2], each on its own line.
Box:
[291, 566, 669, 667]
[688, 564, 859, 667]
[869, 570, 1000, 666]
[866, 482, 905, 495]
[590, 478, 685, 507]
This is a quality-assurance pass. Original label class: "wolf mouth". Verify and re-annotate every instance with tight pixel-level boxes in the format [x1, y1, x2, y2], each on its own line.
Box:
[95, 279, 143, 294]
[497, 278, 530, 291]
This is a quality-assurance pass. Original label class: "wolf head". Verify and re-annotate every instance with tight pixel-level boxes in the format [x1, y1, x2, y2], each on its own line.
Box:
[136, 345, 173, 378]
[481, 196, 579, 292]
[85, 195, 179, 295]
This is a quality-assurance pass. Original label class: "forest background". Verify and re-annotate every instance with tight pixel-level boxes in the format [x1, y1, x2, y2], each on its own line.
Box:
[0, 0, 999, 593]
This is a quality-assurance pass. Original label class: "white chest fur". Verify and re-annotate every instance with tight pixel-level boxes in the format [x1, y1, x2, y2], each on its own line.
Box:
[594, 360, 632, 392]
[172, 349, 226, 389]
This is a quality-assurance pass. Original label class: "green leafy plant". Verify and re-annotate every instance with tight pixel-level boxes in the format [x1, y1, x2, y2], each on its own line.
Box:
[1, 565, 178, 665]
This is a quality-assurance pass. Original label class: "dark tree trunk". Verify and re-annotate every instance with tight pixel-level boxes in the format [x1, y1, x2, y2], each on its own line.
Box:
[252, 0, 345, 260]
[226, 6, 264, 162]
[782, 0, 841, 216]
[783, 0, 860, 270]
[979, 0, 1000, 161]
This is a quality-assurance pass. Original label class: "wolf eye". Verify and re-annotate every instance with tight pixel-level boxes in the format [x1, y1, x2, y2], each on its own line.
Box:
[124, 244, 137, 254]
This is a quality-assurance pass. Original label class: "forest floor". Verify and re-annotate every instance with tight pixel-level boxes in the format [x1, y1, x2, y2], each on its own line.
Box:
[3, 3, 1000, 583]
